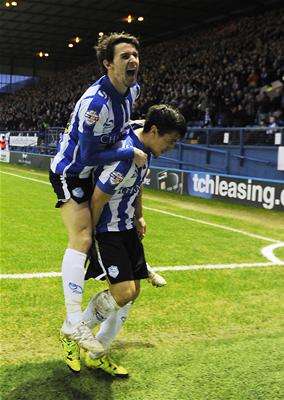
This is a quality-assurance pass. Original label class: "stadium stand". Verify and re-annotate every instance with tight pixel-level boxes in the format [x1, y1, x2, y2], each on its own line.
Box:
[0, 8, 283, 132]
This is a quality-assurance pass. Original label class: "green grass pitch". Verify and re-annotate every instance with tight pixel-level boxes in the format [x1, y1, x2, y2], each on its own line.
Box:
[0, 163, 284, 400]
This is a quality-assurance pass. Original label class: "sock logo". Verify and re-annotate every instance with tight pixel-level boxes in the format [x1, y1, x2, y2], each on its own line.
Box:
[108, 265, 119, 278]
[95, 310, 106, 322]
[68, 282, 83, 294]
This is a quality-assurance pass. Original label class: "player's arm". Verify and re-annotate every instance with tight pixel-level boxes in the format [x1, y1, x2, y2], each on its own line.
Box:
[135, 186, 146, 239]
[78, 99, 147, 166]
[135, 164, 150, 239]
[80, 135, 137, 165]
[91, 160, 132, 229]
[91, 186, 112, 229]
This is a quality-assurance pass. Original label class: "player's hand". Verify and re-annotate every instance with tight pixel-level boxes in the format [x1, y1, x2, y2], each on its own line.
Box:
[133, 148, 147, 167]
[135, 217, 146, 239]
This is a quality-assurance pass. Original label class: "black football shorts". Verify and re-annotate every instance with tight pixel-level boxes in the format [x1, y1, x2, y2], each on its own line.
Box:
[85, 228, 149, 284]
[49, 170, 93, 208]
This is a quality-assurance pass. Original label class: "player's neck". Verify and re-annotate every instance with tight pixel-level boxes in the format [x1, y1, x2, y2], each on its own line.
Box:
[135, 128, 149, 148]
[108, 75, 128, 95]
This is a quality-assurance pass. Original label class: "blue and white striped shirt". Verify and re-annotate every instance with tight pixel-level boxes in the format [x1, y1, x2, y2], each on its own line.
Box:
[50, 75, 140, 177]
[94, 129, 151, 233]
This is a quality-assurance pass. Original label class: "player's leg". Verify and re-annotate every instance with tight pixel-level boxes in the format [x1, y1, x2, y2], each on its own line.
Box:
[95, 301, 133, 350]
[93, 282, 140, 351]
[83, 281, 139, 378]
[60, 198, 92, 325]
[82, 230, 141, 327]
[49, 172, 104, 370]
[59, 199, 104, 369]
[82, 232, 142, 377]
[83, 280, 139, 328]
[83, 231, 139, 326]
[83, 230, 147, 377]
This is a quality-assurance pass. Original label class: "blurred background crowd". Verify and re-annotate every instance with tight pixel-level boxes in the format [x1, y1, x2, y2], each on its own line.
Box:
[0, 8, 283, 131]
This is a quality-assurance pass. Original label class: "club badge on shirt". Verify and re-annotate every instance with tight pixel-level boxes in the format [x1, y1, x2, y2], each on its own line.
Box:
[85, 110, 99, 126]
[109, 171, 124, 185]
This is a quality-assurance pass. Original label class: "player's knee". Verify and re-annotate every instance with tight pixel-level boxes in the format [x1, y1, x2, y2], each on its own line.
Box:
[116, 286, 138, 306]
[69, 228, 92, 253]
[81, 231, 92, 250]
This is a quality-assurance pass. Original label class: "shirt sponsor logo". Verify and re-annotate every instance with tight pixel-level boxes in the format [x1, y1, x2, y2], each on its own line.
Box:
[108, 265, 119, 278]
[117, 184, 140, 195]
[100, 132, 124, 144]
[72, 187, 84, 198]
[85, 110, 99, 126]
[110, 171, 124, 185]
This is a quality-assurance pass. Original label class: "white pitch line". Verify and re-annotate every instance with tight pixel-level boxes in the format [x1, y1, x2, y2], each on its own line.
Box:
[1, 167, 48, 177]
[144, 206, 280, 244]
[0, 271, 61, 279]
[0, 170, 49, 185]
[154, 261, 284, 272]
[261, 243, 284, 263]
[0, 262, 283, 280]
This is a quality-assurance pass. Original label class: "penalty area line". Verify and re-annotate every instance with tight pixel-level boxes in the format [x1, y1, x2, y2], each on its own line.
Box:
[1, 262, 283, 280]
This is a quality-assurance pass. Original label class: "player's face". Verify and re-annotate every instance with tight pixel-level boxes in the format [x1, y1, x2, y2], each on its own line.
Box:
[107, 43, 139, 93]
[150, 130, 180, 157]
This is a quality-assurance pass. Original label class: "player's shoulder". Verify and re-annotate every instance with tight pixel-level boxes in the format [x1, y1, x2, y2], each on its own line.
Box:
[76, 85, 110, 125]
[81, 84, 109, 107]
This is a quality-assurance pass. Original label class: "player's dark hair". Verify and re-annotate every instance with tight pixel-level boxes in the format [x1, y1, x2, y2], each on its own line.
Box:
[144, 105, 186, 139]
[95, 32, 140, 73]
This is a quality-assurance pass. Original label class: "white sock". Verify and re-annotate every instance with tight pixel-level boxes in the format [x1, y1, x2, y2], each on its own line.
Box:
[89, 302, 132, 359]
[82, 290, 120, 329]
[62, 248, 87, 326]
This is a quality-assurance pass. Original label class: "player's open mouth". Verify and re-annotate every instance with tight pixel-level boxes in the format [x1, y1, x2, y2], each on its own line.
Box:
[126, 69, 136, 77]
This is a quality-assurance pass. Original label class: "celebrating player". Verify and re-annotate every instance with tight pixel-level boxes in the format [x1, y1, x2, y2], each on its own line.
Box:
[63, 104, 186, 375]
[50, 32, 148, 355]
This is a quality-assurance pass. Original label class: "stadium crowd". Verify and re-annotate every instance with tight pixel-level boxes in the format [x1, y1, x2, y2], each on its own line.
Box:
[0, 8, 283, 131]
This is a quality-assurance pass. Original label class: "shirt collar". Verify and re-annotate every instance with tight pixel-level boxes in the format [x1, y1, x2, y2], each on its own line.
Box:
[101, 75, 130, 101]
[128, 129, 152, 157]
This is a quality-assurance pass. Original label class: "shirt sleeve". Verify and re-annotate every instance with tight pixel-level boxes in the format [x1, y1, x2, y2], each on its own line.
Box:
[77, 96, 134, 166]
[96, 160, 132, 195]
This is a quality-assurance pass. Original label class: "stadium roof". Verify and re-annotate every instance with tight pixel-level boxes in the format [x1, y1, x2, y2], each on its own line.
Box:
[0, 0, 282, 70]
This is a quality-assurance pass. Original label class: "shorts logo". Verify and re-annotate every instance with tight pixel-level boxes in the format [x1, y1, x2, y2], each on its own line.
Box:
[72, 187, 84, 198]
[85, 110, 99, 126]
[109, 171, 124, 185]
[108, 265, 119, 278]
[68, 282, 83, 294]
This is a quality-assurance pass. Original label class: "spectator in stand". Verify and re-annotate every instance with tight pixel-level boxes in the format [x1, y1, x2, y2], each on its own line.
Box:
[0, 8, 283, 130]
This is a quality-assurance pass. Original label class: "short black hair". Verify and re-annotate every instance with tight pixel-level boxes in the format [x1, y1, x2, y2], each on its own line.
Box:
[95, 32, 140, 73]
[144, 105, 186, 139]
